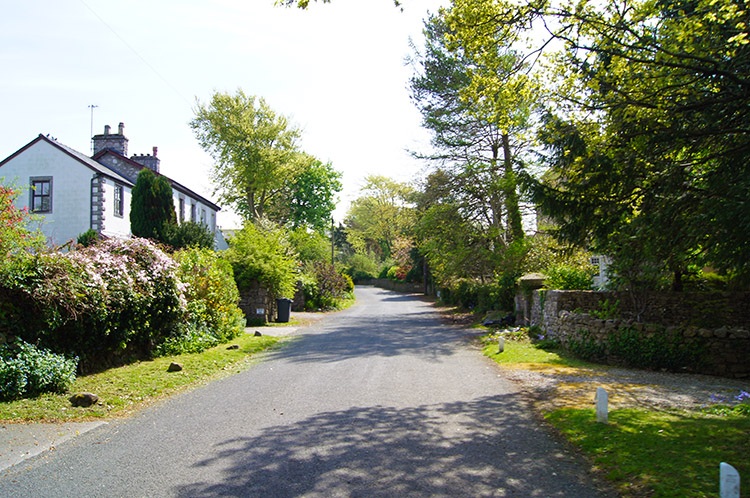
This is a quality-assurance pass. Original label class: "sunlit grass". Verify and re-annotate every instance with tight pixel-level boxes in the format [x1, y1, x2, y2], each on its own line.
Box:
[478, 333, 750, 497]
[481, 334, 594, 368]
[0, 334, 281, 422]
[546, 408, 750, 498]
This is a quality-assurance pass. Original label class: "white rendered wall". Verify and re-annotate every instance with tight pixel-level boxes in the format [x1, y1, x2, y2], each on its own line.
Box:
[1, 140, 93, 245]
[100, 178, 132, 239]
[173, 191, 218, 234]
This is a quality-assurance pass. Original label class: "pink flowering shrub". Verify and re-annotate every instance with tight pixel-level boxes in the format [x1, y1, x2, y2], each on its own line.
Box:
[0, 238, 188, 372]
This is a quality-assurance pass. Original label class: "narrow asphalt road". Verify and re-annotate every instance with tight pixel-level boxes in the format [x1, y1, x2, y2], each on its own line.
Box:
[0, 286, 612, 497]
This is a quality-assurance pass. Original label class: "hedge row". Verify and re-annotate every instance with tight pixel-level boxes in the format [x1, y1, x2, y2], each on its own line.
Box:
[0, 239, 245, 375]
[438, 277, 517, 314]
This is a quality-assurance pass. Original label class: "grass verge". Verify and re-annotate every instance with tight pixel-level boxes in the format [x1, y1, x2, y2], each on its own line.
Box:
[0, 334, 281, 423]
[480, 332, 750, 497]
[481, 334, 593, 368]
[546, 408, 750, 498]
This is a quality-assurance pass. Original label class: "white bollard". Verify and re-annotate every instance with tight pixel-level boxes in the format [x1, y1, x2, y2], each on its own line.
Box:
[720, 462, 740, 498]
[596, 387, 608, 424]
[497, 337, 505, 353]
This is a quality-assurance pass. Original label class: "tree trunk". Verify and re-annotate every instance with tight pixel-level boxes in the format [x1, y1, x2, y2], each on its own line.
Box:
[501, 134, 524, 242]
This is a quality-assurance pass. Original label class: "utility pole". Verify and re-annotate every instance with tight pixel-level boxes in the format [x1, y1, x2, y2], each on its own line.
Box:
[331, 217, 335, 266]
[88, 104, 98, 154]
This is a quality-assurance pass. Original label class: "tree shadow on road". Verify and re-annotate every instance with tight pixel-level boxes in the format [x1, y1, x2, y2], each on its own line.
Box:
[265, 310, 464, 364]
[173, 393, 610, 498]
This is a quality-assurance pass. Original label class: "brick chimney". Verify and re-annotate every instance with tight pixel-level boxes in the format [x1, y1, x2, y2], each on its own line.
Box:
[92, 122, 128, 156]
[130, 146, 160, 173]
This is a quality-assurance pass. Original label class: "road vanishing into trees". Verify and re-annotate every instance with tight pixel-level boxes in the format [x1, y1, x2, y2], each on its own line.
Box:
[0, 286, 612, 497]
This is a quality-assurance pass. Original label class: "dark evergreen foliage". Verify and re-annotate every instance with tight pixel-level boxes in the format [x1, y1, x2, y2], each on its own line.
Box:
[130, 169, 176, 242]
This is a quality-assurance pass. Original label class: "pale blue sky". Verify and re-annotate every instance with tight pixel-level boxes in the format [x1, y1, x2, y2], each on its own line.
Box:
[0, 0, 444, 226]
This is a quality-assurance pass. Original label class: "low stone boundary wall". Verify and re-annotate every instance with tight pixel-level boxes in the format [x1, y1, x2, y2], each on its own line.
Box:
[516, 289, 750, 378]
[518, 289, 750, 329]
[553, 311, 750, 378]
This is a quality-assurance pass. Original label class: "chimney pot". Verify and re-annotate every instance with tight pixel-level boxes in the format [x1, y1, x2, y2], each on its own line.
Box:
[118, 122, 124, 135]
[104, 125, 111, 135]
[153, 146, 158, 158]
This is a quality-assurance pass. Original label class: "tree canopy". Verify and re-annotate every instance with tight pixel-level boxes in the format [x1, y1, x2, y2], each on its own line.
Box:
[445, 0, 750, 284]
[345, 175, 415, 259]
[275, 155, 342, 233]
[191, 90, 341, 232]
[191, 90, 301, 221]
[409, 12, 539, 247]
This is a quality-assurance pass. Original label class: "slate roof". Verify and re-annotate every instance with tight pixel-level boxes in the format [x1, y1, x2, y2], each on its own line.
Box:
[0, 134, 134, 186]
[1, 134, 220, 212]
[93, 149, 220, 212]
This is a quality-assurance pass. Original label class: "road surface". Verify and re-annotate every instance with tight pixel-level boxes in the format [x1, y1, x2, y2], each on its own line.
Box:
[0, 286, 611, 497]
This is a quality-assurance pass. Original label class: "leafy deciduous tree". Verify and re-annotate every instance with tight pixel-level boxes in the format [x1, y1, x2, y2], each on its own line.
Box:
[191, 90, 342, 230]
[191, 90, 302, 221]
[447, 0, 750, 284]
[345, 175, 415, 259]
[410, 12, 535, 245]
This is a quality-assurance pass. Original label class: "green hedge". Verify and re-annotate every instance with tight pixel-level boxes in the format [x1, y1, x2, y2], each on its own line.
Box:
[439, 277, 516, 313]
[0, 239, 247, 374]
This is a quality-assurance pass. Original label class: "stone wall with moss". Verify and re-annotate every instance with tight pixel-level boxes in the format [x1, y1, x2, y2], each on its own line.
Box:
[520, 289, 750, 378]
[554, 311, 749, 378]
[525, 290, 750, 328]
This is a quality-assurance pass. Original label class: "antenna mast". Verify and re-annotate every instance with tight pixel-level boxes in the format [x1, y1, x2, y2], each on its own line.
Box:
[88, 104, 98, 154]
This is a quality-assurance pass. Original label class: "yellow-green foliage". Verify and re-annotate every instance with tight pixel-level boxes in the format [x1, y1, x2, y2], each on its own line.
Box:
[174, 247, 245, 341]
[224, 221, 299, 298]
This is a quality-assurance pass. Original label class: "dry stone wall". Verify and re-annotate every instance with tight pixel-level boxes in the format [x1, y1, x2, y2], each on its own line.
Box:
[238, 281, 275, 324]
[519, 289, 750, 378]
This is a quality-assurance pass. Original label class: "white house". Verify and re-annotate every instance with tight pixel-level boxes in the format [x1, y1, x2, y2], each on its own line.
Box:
[0, 123, 220, 246]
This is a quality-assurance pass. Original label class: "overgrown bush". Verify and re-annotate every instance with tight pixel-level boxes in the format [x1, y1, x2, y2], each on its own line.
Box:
[154, 327, 220, 356]
[439, 278, 515, 313]
[163, 221, 214, 250]
[544, 262, 596, 290]
[174, 247, 245, 343]
[301, 261, 352, 310]
[0, 238, 188, 372]
[343, 252, 379, 282]
[76, 229, 100, 247]
[0, 181, 45, 268]
[288, 228, 329, 263]
[224, 221, 299, 299]
[0, 340, 78, 401]
[386, 265, 406, 282]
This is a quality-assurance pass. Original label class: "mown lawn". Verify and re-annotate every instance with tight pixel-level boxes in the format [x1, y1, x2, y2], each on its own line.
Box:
[0, 334, 281, 422]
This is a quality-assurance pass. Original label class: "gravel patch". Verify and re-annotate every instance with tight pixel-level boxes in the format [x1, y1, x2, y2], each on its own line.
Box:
[499, 361, 750, 413]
